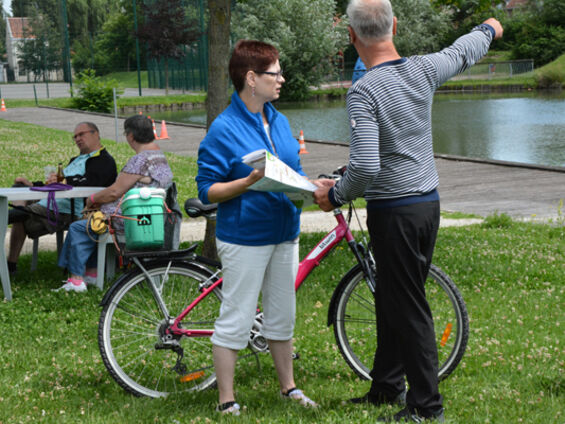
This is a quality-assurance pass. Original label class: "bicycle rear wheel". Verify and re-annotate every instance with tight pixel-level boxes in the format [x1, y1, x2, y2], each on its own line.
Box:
[332, 264, 468, 381]
[98, 260, 221, 397]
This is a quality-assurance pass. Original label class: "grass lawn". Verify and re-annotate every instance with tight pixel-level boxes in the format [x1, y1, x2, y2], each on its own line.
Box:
[0, 217, 563, 423]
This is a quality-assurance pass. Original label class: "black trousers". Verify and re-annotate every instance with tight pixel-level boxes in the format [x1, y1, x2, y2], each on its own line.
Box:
[366, 200, 443, 414]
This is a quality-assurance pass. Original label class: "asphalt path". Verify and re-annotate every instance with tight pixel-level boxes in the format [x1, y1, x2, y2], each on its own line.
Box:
[1, 105, 564, 220]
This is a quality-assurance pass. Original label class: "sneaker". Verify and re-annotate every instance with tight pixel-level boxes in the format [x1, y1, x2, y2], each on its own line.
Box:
[281, 388, 318, 408]
[378, 406, 445, 423]
[84, 275, 97, 286]
[216, 401, 241, 416]
[54, 279, 87, 293]
[349, 389, 407, 406]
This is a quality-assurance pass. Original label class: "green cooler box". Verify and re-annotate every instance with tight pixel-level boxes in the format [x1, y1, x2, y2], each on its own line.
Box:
[122, 187, 166, 250]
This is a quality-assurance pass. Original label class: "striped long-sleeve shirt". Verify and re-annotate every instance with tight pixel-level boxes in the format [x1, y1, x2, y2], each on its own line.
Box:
[330, 25, 494, 206]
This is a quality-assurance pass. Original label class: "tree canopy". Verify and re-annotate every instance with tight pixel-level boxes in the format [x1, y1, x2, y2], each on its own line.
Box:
[232, 0, 349, 101]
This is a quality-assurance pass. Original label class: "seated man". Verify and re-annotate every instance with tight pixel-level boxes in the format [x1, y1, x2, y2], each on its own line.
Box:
[7, 122, 118, 275]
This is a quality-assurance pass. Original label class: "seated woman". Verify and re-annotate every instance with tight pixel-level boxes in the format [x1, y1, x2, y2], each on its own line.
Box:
[56, 115, 173, 292]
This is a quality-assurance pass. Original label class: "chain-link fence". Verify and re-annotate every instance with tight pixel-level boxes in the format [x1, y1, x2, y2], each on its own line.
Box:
[3, 0, 211, 92]
[451, 60, 535, 81]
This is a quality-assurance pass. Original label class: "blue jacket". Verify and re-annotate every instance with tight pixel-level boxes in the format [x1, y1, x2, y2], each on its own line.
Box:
[197, 92, 305, 246]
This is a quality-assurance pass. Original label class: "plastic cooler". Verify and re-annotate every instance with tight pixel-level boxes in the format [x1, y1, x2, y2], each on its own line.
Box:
[122, 187, 166, 250]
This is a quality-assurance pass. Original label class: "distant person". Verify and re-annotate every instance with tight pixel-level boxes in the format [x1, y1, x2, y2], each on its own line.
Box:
[314, 0, 503, 422]
[352, 56, 366, 84]
[56, 115, 173, 292]
[7, 122, 117, 276]
[196, 40, 319, 416]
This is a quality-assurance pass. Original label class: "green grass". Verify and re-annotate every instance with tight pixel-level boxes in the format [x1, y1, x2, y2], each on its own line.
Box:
[0, 218, 563, 423]
[100, 70, 150, 89]
[0, 120, 198, 204]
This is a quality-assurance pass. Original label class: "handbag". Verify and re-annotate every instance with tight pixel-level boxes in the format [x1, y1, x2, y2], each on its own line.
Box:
[83, 208, 108, 235]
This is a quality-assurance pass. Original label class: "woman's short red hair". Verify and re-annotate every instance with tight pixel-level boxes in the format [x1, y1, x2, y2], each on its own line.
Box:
[229, 40, 279, 93]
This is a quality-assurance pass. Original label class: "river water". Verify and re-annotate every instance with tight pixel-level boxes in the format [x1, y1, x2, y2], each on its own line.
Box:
[151, 91, 565, 168]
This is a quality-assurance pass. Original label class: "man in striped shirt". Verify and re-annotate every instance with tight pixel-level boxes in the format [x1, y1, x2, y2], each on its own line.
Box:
[314, 0, 502, 422]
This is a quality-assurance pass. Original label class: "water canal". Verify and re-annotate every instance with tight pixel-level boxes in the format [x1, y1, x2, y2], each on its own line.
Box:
[151, 91, 565, 168]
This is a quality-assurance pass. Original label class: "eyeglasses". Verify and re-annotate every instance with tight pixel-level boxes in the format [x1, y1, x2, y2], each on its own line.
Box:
[254, 70, 284, 79]
[73, 130, 95, 140]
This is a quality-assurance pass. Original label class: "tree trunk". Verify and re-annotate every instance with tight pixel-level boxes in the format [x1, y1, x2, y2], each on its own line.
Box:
[201, 0, 231, 261]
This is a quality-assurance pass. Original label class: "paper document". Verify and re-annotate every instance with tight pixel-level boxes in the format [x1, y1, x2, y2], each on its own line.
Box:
[242, 149, 317, 208]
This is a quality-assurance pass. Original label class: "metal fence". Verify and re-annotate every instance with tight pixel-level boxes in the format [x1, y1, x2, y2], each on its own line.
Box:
[451, 59, 535, 81]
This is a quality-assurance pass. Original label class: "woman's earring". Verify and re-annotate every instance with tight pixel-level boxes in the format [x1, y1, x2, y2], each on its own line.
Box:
[251, 86, 255, 97]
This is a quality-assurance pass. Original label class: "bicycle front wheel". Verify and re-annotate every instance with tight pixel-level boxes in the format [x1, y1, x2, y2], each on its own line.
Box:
[98, 261, 221, 398]
[332, 264, 468, 381]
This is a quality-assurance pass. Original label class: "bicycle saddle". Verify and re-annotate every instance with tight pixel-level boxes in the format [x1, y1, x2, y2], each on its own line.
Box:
[184, 198, 218, 218]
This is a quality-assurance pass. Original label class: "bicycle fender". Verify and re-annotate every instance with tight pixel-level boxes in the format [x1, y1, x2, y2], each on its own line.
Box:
[327, 263, 363, 327]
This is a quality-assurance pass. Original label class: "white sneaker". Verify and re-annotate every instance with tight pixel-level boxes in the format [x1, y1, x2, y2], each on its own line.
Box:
[54, 280, 87, 293]
[84, 275, 97, 286]
[281, 388, 318, 408]
[216, 401, 241, 416]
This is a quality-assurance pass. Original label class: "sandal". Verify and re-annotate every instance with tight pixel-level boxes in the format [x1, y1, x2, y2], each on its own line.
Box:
[216, 401, 241, 416]
[281, 387, 318, 408]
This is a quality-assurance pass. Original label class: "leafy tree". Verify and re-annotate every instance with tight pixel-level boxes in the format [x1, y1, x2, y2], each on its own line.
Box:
[498, 0, 565, 67]
[232, 0, 349, 101]
[391, 0, 453, 56]
[137, 0, 201, 93]
[18, 14, 62, 82]
[431, 0, 505, 28]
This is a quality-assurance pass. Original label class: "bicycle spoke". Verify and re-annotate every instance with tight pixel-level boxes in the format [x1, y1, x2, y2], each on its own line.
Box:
[99, 262, 221, 397]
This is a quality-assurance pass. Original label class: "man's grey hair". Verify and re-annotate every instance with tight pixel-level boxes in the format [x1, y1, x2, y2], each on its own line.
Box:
[347, 0, 394, 44]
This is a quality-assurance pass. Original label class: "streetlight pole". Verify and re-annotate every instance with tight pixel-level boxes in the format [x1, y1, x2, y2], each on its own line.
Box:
[132, 0, 142, 96]
[60, 0, 73, 96]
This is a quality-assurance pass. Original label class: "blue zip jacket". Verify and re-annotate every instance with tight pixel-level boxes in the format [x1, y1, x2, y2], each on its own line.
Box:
[196, 91, 305, 246]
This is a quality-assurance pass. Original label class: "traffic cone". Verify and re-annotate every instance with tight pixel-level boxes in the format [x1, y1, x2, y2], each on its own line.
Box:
[148, 116, 159, 139]
[0, 99, 6, 112]
[298, 130, 309, 154]
[158, 120, 170, 140]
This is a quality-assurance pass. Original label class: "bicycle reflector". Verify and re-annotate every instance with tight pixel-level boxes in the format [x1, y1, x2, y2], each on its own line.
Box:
[180, 371, 205, 383]
[439, 323, 453, 347]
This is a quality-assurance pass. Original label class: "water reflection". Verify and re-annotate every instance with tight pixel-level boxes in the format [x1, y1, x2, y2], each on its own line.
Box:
[151, 91, 565, 167]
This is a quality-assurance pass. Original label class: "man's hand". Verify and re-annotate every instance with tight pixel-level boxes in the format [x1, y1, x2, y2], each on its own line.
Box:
[483, 18, 503, 40]
[14, 177, 33, 187]
[313, 184, 335, 212]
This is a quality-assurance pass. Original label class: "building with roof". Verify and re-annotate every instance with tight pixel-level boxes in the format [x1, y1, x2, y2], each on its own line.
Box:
[5, 17, 62, 82]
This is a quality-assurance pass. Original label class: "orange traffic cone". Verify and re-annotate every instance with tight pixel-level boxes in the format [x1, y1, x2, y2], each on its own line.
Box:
[158, 120, 170, 140]
[298, 130, 308, 154]
[148, 116, 159, 139]
[0, 99, 6, 112]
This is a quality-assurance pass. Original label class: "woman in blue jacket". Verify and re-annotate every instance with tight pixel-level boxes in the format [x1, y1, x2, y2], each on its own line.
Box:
[196, 40, 318, 415]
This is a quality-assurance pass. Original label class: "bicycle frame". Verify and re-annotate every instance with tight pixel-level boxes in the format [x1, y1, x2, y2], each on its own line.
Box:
[143, 205, 374, 339]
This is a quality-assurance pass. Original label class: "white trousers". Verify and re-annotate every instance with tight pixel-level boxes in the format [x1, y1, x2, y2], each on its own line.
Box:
[211, 238, 299, 350]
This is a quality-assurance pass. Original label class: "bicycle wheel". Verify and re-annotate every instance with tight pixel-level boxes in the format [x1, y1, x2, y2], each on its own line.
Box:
[98, 260, 221, 397]
[332, 263, 468, 381]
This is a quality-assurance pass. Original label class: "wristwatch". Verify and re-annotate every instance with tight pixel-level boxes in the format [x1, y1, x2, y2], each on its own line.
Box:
[475, 23, 496, 40]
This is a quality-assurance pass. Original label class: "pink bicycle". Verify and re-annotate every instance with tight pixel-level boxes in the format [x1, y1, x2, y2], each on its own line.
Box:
[98, 173, 468, 398]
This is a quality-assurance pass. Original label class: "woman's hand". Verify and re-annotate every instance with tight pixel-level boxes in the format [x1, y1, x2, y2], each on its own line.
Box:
[246, 168, 265, 186]
[207, 168, 266, 204]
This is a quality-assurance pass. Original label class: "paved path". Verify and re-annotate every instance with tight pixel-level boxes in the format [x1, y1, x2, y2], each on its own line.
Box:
[1, 106, 564, 221]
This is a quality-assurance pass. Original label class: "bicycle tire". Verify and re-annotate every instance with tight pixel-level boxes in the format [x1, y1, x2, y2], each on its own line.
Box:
[331, 263, 468, 381]
[98, 260, 221, 398]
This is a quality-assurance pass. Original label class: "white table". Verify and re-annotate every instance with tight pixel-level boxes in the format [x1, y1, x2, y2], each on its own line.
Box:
[0, 186, 105, 301]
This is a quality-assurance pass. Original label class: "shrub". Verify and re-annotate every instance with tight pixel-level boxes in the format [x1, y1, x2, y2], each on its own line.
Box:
[70, 69, 123, 113]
